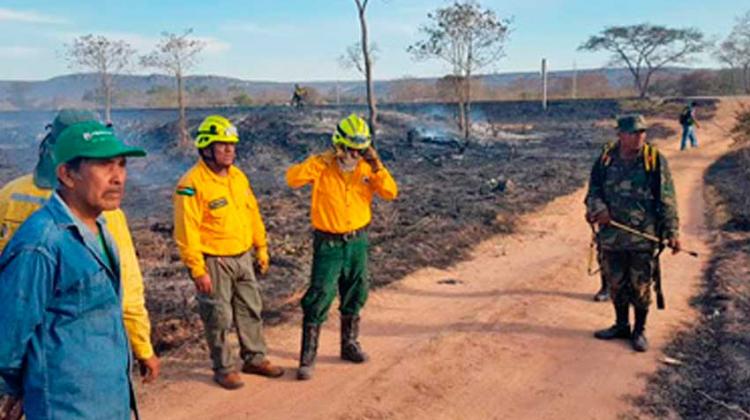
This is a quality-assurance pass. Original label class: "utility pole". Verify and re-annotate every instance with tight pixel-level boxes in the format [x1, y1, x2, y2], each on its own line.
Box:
[572, 60, 578, 99]
[541, 58, 548, 110]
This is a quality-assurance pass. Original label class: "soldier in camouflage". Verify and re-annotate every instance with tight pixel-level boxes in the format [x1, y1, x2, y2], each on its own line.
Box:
[585, 114, 681, 352]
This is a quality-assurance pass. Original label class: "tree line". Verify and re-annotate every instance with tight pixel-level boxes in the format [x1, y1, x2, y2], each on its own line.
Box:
[55, 1, 750, 146]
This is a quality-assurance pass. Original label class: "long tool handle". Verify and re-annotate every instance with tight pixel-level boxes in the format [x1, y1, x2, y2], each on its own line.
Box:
[609, 220, 699, 258]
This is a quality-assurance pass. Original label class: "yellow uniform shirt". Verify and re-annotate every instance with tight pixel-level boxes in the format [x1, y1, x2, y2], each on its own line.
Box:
[0, 174, 155, 360]
[286, 151, 398, 233]
[173, 160, 268, 279]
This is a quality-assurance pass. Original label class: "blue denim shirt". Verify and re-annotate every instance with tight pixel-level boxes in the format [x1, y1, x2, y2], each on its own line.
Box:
[0, 193, 133, 420]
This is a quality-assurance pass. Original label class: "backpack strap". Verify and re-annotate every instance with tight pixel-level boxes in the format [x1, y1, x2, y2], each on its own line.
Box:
[649, 145, 663, 236]
[600, 142, 616, 167]
[643, 143, 658, 172]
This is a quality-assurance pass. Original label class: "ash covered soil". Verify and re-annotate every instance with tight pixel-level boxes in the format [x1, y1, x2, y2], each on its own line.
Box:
[0, 100, 631, 356]
[635, 144, 750, 420]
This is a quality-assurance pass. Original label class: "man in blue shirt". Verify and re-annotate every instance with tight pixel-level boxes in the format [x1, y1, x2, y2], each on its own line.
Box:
[0, 121, 146, 420]
[679, 101, 700, 151]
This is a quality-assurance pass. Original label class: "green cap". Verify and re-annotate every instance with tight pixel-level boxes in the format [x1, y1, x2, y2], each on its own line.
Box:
[54, 121, 146, 165]
[616, 114, 647, 133]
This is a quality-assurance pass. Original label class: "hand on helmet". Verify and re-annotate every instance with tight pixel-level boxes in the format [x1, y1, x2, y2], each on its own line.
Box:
[362, 147, 381, 172]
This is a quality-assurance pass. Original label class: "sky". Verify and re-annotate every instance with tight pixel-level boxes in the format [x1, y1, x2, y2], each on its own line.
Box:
[0, 0, 744, 82]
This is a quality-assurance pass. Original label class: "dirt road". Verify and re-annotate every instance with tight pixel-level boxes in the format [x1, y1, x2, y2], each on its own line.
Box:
[139, 98, 741, 420]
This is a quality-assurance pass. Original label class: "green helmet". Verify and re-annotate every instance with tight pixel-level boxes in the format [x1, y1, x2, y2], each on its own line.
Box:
[332, 113, 371, 150]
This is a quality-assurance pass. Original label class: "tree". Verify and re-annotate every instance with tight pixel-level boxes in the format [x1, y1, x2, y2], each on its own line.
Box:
[339, 42, 379, 76]
[140, 30, 204, 147]
[578, 24, 708, 98]
[65, 34, 135, 123]
[232, 93, 253, 107]
[715, 11, 750, 94]
[353, 0, 378, 140]
[408, 1, 511, 142]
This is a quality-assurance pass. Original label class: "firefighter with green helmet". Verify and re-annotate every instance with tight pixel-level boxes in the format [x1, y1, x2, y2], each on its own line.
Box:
[286, 113, 398, 380]
[173, 115, 283, 390]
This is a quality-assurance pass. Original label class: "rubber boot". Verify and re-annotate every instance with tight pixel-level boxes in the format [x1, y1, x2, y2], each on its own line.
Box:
[340, 315, 368, 363]
[631, 308, 649, 352]
[594, 303, 631, 340]
[593, 275, 610, 302]
[297, 323, 320, 380]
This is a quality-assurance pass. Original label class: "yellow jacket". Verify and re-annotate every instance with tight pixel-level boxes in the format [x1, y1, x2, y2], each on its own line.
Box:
[173, 160, 268, 279]
[0, 174, 155, 360]
[286, 151, 398, 233]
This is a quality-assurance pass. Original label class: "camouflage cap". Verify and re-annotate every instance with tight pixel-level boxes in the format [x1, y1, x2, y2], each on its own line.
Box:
[617, 114, 647, 133]
[49, 108, 100, 140]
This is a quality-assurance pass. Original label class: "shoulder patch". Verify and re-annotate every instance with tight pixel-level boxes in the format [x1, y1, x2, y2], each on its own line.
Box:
[176, 186, 196, 196]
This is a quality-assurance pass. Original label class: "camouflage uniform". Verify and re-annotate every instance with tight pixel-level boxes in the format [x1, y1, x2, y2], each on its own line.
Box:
[585, 114, 679, 351]
[586, 143, 679, 308]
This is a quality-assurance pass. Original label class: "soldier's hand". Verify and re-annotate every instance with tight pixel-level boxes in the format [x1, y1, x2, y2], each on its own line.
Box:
[362, 147, 381, 172]
[592, 210, 612, 225]
[139, 355, 161, 384]
[668, 238, 681, 255]
[255, 247, 270, 275]
[0, 395, 23, 420]
[194, 273, 213, 295]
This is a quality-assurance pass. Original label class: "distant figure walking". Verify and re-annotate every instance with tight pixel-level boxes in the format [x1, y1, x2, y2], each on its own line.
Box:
[291, 84, 308, 109]
[679, 101, 700, 150]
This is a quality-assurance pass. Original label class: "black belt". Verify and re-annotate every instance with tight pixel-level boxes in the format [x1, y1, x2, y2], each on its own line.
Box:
[313, 227, 367, 242]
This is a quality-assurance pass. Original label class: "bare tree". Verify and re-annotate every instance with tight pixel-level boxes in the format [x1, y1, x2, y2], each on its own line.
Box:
[715, 11, 750, 94]
[338, 42, 379, 76]
[140, 29, 204, 147]
[350, 0, 379, 141]
[408, 1, 511, 142]
[579, 24, 708, 98]
[65, 34, 135, 123]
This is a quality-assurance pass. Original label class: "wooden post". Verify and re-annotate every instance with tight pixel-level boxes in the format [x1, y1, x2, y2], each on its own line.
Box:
[542, 58, 548, 111]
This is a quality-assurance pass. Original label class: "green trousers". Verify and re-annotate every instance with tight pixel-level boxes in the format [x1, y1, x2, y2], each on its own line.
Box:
[601, 250, 656, 310]
[302, 233, 369, 325]
[197, 251, 267, 374]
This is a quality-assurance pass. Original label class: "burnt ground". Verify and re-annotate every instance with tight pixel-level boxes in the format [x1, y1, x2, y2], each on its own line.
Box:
[0, 99, 680, 358]
[632, 144, 750, 416]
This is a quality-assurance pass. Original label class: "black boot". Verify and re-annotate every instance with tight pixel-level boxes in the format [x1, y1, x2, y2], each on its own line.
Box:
[340, 315, 368, 363]
[297, 323, 320, 380]
[593, 275, 610, 302]
[594, 303, 631, 340]
[631, 308, 649, 352]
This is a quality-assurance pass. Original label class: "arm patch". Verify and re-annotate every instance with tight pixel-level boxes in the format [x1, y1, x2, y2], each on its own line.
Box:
[176, 186, 196, 196]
